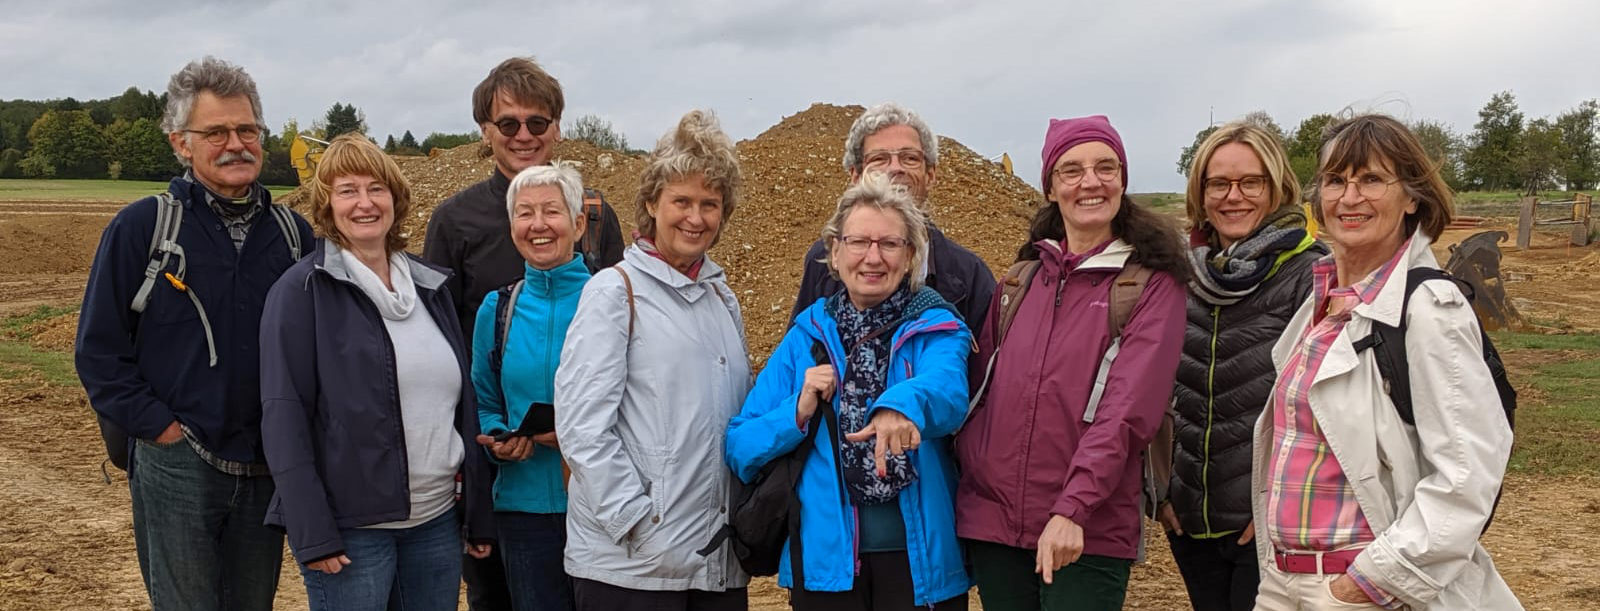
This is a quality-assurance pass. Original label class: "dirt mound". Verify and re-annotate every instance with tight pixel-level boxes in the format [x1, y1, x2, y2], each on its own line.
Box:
[21, 311, 78, 352]
[278, 103, 1041, 360]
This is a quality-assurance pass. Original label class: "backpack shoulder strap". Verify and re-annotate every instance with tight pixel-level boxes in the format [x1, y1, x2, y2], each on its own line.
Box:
[267, 203, 303, 261]
[967, 260, 1040, 415]
[130, 191, 183, 314]
[490, 280, 524, 379]
[1083, 262, 1154, 423]
[1351, 267, 1452, 425]
[613, 265, 636, 339]
[994, 260, 1042, 344]
[582, 189, 605, 269]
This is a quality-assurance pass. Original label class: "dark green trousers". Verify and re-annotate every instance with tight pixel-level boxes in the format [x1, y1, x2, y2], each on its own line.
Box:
[966, 539, 1132, 611]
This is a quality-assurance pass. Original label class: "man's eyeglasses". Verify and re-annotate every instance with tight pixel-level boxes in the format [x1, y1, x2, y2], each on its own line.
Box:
[184, 124, 264, 146]
[1318, 172, 1399, 200]
[837, 235, 910, 256]
[1204, 176, 1268, 199]
[863, 149, 927, 170]
[1052, 161, 1120, 186]
[493, 116, 554, 138]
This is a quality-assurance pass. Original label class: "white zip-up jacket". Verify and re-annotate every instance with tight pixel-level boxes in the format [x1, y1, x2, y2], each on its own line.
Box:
[1252, 231, 1521, 610]
[556, 245, 752, 592]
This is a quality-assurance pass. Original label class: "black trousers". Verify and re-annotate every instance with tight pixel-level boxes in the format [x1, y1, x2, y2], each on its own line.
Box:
[573, 577, 748, 611]
[789, 551, 967, 611]
[1165, 531, 1260, 611]
[465, 546, 514, 611]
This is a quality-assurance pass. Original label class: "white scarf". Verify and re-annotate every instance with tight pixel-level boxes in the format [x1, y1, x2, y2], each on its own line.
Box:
[339, 247, 417, 321]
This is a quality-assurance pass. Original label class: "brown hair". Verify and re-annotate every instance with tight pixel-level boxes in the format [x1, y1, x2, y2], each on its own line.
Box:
[635, 110, 742, 241]
[472, 57, 565, 125]
[1183, 121, 1302, 233]
[1314, 114, 1454, 240]
[308, 133, 412, 253]
[1017, 196, 1190, 282]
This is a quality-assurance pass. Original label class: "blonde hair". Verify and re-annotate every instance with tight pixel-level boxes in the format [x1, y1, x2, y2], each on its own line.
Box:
[818, 173, 930, 291]
[308, 133, 412, 253]
[634, 110, 741, 241]
[1183, 121, 1301, 233]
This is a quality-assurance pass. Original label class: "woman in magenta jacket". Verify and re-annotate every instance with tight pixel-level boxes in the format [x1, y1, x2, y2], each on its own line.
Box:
[955, 116, 1187, 611]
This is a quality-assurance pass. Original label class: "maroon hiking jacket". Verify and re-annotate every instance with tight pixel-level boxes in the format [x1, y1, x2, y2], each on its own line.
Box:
[955, 239, 1185, 560]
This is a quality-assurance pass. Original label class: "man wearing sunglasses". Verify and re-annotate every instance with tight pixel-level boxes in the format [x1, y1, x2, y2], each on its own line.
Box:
[790, 102, 995, 329]
[423, 56, 624, 611]
[76, 57, 314, 611]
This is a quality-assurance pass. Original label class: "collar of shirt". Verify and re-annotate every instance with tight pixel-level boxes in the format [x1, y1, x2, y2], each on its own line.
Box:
[1310, 236, 1412, 324]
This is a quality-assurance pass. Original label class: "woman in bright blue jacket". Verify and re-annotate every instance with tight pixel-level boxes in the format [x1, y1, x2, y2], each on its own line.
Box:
[470, 163, 593, 611]
[725, 174, 972, 611]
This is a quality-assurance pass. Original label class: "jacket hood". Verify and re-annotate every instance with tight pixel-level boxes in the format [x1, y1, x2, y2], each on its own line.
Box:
[1036, 237, 1136, 275]
[794, 286, 968, 352]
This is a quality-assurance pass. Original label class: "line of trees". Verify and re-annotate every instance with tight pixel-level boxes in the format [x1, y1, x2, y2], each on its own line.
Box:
[1177, 91, 1600, 194]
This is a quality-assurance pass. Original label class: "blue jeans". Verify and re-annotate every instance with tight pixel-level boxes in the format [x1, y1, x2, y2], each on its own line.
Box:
[299, 508, 464, 611]
[497, 512, 574, 611]
[129, 438, 282, 611]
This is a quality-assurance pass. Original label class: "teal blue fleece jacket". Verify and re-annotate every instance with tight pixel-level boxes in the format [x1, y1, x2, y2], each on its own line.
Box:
[472, 255, 591, 514]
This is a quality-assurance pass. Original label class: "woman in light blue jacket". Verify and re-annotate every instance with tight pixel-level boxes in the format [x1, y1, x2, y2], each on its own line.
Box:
[725, 174, 972, 611]
[471, 163, 591, 611]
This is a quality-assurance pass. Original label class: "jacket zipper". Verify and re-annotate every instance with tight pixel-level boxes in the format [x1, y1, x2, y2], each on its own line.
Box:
[1201, 306, 1219, 534]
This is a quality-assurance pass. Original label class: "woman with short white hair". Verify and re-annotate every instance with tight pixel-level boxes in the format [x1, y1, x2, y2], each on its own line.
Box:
[727, 173, 973, 611]
[471, 162, 591, 611]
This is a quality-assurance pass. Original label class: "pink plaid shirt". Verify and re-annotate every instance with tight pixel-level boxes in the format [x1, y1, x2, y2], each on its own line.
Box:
[1265, 242, 1413, 608]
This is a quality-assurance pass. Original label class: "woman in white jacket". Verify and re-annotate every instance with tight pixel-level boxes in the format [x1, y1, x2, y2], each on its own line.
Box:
[1251, 113, 1519, 610]
[554, 110, 751, 611]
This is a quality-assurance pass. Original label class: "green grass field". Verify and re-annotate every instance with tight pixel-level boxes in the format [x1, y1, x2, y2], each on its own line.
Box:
[1491, 331, 1600, 476]
[0, 178, 296, 202]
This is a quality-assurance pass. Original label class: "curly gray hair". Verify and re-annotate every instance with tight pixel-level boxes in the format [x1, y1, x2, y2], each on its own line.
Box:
[161, 57, 265, 167]
[841, 102, 939, 172]
[818, 172, 930, 291]
[506, 162, 585, 227]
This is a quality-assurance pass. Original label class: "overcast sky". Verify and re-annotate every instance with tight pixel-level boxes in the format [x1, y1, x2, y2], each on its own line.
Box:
[3, 0, 1596, 193]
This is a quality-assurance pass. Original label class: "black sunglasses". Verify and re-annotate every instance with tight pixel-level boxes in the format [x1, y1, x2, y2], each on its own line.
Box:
[492, 116, 553, 138]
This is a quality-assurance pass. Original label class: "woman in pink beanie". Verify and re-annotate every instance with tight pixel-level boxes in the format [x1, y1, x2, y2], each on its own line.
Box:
[955, 116, 1188, 611]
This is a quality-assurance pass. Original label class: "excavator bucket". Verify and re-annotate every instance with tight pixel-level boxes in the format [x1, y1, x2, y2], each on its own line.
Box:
[1443, 230, 1524, 331]
[289, 135, 329, 186]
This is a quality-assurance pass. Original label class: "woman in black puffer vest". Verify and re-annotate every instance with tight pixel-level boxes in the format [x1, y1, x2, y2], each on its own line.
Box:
[1158, 122, 1327, 611]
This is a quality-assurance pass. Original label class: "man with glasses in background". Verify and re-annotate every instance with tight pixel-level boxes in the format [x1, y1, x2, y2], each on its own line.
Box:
[423, 56, 623, 611]
[76, 57, 313, 611]
[790, 102, 995, 327]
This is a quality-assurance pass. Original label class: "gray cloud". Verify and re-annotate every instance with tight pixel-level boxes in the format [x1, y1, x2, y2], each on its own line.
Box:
[3, 0, 1596, 193]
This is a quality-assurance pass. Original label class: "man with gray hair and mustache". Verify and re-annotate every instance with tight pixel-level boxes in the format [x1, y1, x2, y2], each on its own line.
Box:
[76, 56, 312, 611]
[791, 102, 995, 327]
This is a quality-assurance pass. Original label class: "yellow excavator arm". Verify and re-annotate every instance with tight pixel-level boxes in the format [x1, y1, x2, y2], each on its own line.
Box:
[289, 135, 330, 185]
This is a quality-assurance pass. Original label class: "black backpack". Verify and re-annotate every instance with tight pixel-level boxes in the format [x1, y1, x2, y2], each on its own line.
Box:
[699, 340, 842, 586]
[1351, 267, 1515, 531]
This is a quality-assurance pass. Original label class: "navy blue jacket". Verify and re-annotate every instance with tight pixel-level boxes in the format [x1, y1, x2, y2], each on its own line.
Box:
[75, 177, 313, 463]
[258, 240, 494, 563]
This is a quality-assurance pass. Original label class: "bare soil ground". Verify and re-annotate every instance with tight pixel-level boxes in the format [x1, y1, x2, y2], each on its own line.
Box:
[3, 105, 1596, 608]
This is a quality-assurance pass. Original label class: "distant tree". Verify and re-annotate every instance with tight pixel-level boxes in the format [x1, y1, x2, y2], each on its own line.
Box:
[1239, 110, 1287, 144]
[1465, 91, 1524, 190]
[1176, 125, 1219, 176]
[566, 114, 629, 151]
[400, 130, 421, 149]
[21, 109, 108, 178]
[0, 148, 23, 178]
[1288, 113, 1338, 187]
[257, 123, 300, 187]
[1518, 118, 1565, 195]
[418, 131, 475, 153]
[1556, 100, 1599, 190]
[1409, 120, 1467, 191]
[323, 102, 367, 139]
[105, 117, 180, 181]
[53, 97, 83, 111]
[110, 87, 163, 122]
[384, 134, 397, 153]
